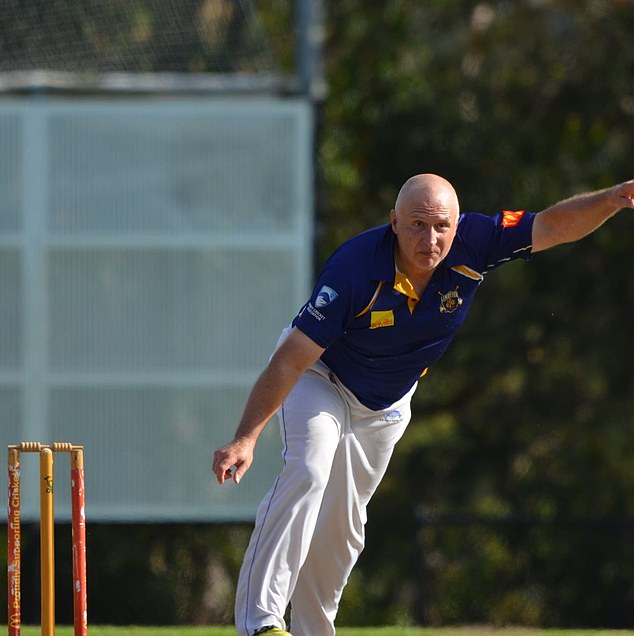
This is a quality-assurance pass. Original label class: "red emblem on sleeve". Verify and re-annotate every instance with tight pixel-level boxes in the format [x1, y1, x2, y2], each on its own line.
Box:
[501, 210, 525, 228]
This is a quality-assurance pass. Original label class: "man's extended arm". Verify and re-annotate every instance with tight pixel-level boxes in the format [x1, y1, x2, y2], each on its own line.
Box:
[212, 327, 325, 485]
[532, 179, 634, 252]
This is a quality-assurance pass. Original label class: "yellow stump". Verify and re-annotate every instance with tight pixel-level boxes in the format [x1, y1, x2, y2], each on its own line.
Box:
[40, 448, 55, 636]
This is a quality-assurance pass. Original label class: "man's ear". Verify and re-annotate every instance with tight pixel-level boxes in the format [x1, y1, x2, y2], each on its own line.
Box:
[390, 209, 398, 233]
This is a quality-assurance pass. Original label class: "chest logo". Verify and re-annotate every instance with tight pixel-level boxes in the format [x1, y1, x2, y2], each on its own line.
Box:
[370, 310, 395, 329]
[438, 286, 463, 313]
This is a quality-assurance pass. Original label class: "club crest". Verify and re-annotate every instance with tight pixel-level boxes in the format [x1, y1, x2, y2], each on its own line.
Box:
[438, 286, 463, 313]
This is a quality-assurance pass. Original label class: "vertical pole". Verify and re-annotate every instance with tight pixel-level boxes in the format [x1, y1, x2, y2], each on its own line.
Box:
[295, 0, 326, 99]
[71, 448, 87, 636]
[39, 448, 55, 636]
[23, 107, 50, 448]
[8, 447, 21, 636]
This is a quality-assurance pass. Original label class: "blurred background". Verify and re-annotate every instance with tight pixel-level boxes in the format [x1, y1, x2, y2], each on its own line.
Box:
[1, 0, 634, 628]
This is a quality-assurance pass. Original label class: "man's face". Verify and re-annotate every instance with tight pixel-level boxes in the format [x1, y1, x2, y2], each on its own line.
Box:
[390, 194, 459, 276]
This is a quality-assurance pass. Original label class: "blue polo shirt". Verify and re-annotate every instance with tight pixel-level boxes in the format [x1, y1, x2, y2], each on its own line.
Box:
[293, 210, 535, 410]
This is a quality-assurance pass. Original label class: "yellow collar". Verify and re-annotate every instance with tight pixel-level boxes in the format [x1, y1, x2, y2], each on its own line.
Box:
[393, 271, 419, 314]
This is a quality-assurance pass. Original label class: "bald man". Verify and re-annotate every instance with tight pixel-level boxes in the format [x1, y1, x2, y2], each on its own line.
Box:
[213, 174, 634, 636]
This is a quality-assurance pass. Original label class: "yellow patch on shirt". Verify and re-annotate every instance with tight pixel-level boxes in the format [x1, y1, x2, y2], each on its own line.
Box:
[370, 310, 395, 329]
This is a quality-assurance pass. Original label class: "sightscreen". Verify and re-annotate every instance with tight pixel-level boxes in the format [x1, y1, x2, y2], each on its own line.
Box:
[0, 97, 313, 521]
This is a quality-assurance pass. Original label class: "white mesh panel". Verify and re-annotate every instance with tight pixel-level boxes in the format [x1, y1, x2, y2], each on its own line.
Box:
[48, 104, 297, 233]
[47, 386, 282, 521]
[48, 248, 294, 372]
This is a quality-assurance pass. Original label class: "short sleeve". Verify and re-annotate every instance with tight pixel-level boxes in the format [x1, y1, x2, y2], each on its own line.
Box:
[293, 258, 354, 349]
[459, 210, 536, 273]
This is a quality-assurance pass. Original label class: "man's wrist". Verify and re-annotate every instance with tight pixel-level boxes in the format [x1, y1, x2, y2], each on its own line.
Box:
[233, 432, 257, 447]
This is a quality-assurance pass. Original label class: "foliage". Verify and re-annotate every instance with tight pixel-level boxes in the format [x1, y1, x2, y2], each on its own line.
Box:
[0, 0, 279, 73]
[321, 0, 633, 252]
[320, 0, 634, 628]
[0, 523, 251, 625]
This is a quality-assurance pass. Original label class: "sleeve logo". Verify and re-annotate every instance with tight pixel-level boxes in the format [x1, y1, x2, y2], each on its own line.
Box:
[501, 210, 526, 228]
[315, 285, 339, 308]
[306, 303, 326, 321]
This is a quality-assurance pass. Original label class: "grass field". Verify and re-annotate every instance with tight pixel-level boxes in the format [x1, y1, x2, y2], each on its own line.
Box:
[14, 628, 634, 636]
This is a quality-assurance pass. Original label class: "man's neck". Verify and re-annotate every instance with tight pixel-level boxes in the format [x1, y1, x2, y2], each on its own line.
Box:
[394, 254, 435, 297]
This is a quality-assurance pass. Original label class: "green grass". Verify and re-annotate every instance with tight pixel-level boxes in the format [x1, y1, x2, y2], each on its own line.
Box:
[14, 628, 634, 636]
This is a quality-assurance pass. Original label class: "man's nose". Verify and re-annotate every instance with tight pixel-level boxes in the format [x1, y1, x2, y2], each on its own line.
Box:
[420, 226, 436, 246]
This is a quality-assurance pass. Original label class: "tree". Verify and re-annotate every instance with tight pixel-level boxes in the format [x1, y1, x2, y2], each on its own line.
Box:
[321, 0, 634, 626]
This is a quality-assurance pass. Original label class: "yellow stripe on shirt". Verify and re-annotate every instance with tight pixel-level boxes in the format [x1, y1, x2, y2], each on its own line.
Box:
[450, 264, 484, 281]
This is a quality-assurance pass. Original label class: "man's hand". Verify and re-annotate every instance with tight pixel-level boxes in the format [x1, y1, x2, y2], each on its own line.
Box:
[612, 179, 634, 209]
[212, 437, 255, 485]
[211, 328, 325, 486]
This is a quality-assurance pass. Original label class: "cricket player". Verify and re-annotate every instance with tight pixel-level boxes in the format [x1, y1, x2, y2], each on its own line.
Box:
[213, 173, 634, 636]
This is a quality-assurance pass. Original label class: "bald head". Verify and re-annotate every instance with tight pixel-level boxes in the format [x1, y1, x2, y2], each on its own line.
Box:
[390, 174, 461, 279]
[394, 174, 460, 219]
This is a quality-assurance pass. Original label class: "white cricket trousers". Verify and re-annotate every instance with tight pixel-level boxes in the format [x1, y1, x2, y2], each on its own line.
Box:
[235, 355, 415, 636]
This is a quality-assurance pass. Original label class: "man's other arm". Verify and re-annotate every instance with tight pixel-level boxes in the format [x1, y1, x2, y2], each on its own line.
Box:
[212, 327, 325, 485]
[532, 179, 634, 253]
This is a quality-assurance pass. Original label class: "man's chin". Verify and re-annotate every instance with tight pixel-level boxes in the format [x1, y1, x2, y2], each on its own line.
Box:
[417, 257, 441, 270]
